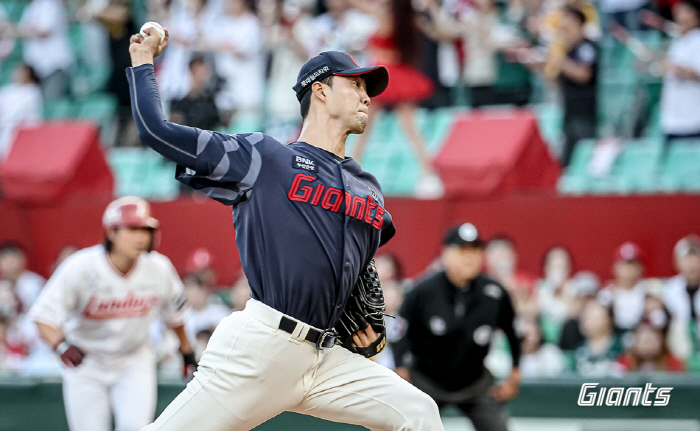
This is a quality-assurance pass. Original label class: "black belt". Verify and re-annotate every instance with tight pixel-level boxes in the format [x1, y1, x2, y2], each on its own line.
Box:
[279, 316, 338, 350]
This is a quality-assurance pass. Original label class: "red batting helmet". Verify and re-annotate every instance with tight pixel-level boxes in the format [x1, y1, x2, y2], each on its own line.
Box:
[102, 196, 159, 230]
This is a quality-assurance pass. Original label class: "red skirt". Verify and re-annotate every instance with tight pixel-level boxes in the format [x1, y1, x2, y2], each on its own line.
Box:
[372, 63, 435, 105]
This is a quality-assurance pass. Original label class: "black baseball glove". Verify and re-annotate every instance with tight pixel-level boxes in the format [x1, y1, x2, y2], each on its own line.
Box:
[335, 259, 390, 358]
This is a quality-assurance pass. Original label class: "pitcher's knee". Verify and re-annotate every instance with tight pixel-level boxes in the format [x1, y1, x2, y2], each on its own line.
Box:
[398, 388, 442, 430]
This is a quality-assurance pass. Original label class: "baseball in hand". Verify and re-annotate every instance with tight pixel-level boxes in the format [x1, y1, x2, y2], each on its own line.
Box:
[140, 21, 165, 42]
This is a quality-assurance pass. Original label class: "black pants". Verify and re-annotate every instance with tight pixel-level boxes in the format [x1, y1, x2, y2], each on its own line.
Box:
[562, 115, 597, 167]
[411, 368, 509, 431]
[437, 396, 509, 431]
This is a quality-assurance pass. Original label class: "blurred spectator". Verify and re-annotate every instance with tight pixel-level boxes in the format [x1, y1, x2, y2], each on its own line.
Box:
[229, 272, 251, 311]
[598, 242, 648, 331]
[185, 247, 217, 289]
[485, 235, 537, 316]
[393, 223, 521, 430]
[310, 0, 377, 64]
[182, 274, 231, 345]
[541, 0, 601, 49]
[552, 6, 599, 167]
[660, 0, 700, 143]
[0, 63, 42, 161]
[75, 0, 111, 67]
[0, 242, 45, 312]
[170, 56, 222, 130]
[0, 313, 28, 373]
[89, 0, 139, 146]
[349, 0, 443, 199]
[158, 0, 213, 104]
[537, 246, 574, 324]
[262, 0, 315, 142]
[374, 252, 404, 286]
[558, 270, 601, 351]
[663, 235, 700, 359]
[422, 0, 524, 107]
[519, 317, 566, 376]
[617, 320, 685, 372]
[599, 0, 647, 31]
[372, 252, 405, 370]
[205, 0, 266, 123]
[50, 244, 79, 275]
[0, 5, 15, 61]
[574, 299, 623, 376]
[16, 0, 73, 99]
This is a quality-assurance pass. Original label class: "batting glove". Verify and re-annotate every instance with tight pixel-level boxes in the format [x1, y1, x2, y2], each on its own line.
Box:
[54, 340, 86, 367]
[181, 349, 198, 378]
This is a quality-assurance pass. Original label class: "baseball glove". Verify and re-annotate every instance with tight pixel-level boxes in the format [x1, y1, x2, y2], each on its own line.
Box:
[335, 259, 389, 358]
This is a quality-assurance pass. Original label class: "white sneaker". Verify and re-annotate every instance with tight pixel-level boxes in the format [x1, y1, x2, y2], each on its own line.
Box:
[414, 173, 445, 199]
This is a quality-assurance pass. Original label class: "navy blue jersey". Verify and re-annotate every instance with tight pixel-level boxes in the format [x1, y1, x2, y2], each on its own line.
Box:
[126, 64, 395, 329]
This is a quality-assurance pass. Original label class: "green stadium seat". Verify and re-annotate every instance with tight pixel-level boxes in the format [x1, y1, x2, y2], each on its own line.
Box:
[660, 141, 700, 192]
[43, 98, 75, 119]
[534, 104, 563, 151]
[108, 148, 180, 198]
[108, 148, 146, 197]
[615, 140, 663, 193]
[540, 317, 563, 345]
[3, 0, 28, 22]
[75, 93, 117, 131]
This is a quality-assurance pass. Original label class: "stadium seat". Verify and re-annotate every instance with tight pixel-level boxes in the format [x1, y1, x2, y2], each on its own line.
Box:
[557, 140, 595, 194]
[660, 141, 700, 192]
[534, 104, 563, 152]
[43, 98, 75, 119]
[108, 148, 180, 198]
[75, 93, 117, 131]
[3, 0, 27, 22]
[614, 140, 662, 193]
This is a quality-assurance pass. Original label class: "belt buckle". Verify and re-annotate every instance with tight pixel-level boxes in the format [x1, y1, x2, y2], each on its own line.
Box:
[315, 329, 338, 350]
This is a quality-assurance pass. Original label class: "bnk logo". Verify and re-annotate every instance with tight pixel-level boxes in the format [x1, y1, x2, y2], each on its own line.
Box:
[577, 383, 672, 406]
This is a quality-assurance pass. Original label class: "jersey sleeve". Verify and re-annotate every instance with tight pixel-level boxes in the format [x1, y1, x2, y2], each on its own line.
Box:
[156, 255, 189, 328]
[496, 288, 522, 368]
[27, 259, 79, 329]
[126, 64, 269, 205]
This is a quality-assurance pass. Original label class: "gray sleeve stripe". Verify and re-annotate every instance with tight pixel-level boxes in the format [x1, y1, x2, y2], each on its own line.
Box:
[208, 152, 230, 181]
[129, 68, 196, 160]
[197, 186, 241, 201]
[197, 130, 213, 155]
[238, 146, 262, 189]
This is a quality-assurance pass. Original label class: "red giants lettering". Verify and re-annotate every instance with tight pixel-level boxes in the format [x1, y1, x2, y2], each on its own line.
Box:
[83, 291, 159, 320]
[287, 173, 385, 229]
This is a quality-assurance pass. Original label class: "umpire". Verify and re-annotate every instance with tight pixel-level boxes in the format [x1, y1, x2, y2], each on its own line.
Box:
[393, 223, 522, 431]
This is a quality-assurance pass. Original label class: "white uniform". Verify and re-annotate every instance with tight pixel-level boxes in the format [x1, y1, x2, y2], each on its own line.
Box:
[29, 245, 188, 431]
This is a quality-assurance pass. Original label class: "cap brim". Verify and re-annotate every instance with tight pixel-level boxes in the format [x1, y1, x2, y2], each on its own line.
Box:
[333, 65, 389, 98]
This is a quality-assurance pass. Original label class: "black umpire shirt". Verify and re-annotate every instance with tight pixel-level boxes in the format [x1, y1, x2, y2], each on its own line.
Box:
[392, 271, 521, 392]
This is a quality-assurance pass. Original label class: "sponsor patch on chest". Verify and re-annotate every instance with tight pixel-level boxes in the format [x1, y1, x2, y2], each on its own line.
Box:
[293, 155, 317, 172]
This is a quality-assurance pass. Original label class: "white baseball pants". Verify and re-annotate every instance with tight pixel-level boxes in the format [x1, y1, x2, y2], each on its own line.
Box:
[141, 299, 444, 431]
[63, 347, 157, 431]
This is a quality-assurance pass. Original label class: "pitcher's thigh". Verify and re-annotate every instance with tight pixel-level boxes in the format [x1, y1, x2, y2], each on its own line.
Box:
[292, 348, 444, 431]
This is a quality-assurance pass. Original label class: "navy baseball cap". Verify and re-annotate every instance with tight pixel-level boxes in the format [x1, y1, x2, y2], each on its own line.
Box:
[293, 51, 389, 101]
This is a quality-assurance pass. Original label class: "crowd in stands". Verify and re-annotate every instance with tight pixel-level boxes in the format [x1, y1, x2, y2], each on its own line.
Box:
[1, 0, 700, 194]
[2, 234, 700, 378]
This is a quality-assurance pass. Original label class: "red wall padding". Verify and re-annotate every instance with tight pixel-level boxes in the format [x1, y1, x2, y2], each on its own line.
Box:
[1, 193, 698, 285]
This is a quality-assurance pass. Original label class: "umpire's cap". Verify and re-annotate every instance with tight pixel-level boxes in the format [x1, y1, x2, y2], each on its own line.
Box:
[102, 196, 159, 230]
[443, 223, 484, 248]
[293, 51, 389, 101]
